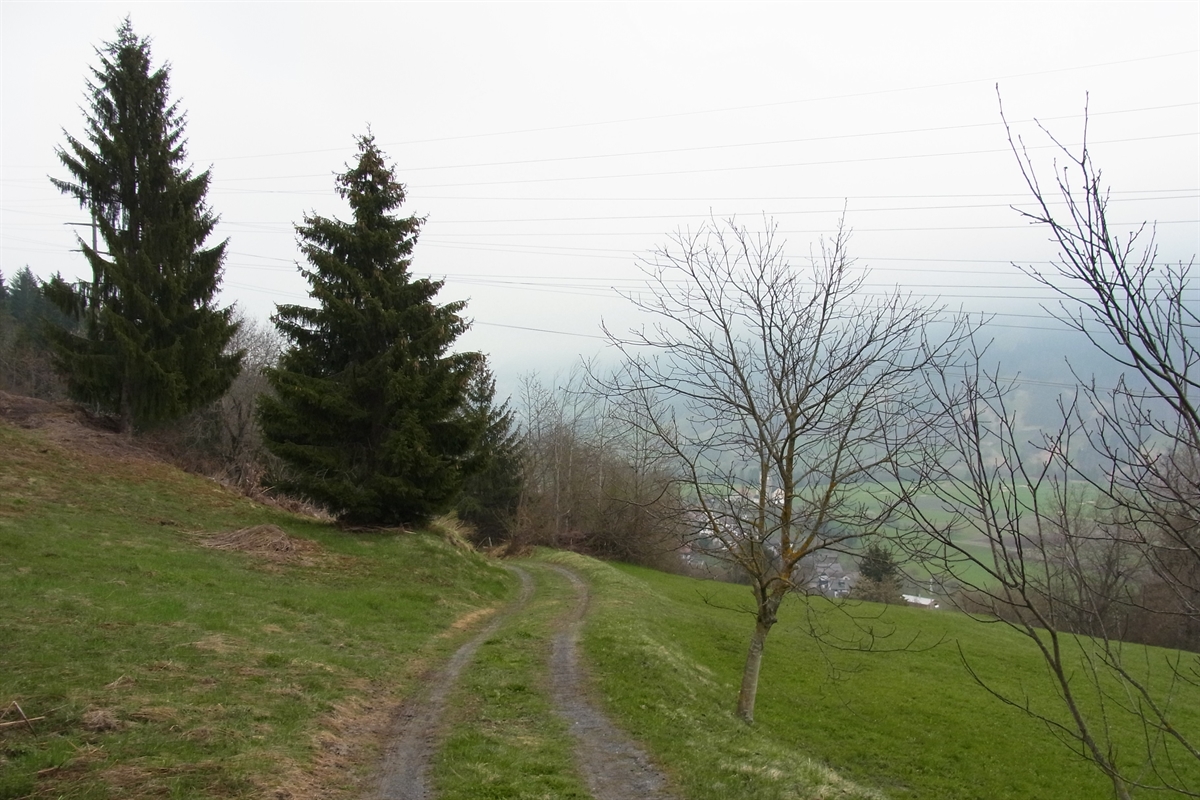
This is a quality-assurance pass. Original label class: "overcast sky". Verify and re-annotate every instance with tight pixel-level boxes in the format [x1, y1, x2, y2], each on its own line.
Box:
[2, 2, 1197, 391]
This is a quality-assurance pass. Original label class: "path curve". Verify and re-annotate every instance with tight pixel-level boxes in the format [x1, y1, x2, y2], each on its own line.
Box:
[545, 563, 678, 800]
[372, 566, 534, 800]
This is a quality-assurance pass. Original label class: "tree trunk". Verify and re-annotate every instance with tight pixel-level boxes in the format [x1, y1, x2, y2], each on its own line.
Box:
[1108, 776, 1132, 800]
[736, 616, 774, 723]
[118, 374, 134, 436]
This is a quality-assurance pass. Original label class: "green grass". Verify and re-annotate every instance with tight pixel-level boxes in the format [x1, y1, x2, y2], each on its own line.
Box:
[5, 416, 1197, 800]
[546, 551, 884, 800]
[560, 551, 1200, 800]
[433, 562, 591, 799]
[860, 479, 1106, 591]
[0, 422, 514, 799]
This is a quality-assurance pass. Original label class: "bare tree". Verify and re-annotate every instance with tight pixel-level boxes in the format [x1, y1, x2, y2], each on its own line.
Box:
[890, 104, 1200, 799]
[176, 311, 284, 486]
[891, 358, 1167, 800]
[1008, 101, 1199, 636]
[1011, 103, 1200, 796]
[600, 218, 975, 722]
[514, 369, 597, 549]
[513, 369, 681, 565]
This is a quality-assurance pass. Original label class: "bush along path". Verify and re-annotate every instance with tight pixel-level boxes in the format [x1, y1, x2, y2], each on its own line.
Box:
[376, 560, 679, 800]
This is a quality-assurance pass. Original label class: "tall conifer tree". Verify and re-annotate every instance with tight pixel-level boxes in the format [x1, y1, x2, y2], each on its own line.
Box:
[47, 19, 240, 430]
[259, 135, 489, 525]
[456, 364, 523, 539]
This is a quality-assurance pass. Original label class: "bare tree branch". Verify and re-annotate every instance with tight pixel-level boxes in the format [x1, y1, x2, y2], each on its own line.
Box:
[891, 97, 1200, 798]
[599, 216, 976, 722]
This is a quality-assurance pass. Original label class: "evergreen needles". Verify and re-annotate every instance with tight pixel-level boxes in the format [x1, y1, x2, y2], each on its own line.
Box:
[258, 135, 500, 526]
[46, 18, 240, 431]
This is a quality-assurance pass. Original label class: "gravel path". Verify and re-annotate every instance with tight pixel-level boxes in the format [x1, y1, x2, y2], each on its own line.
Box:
[372, 566, 533, 800]
[370, 561, 676, 800]
[545, 564, 677, 800]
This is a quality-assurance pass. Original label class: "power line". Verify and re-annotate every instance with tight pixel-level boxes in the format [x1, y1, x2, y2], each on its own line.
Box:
[409, 131, 1200, 190]
[12, 184, 1190, 201]
[216, 278, 1117, 339]
[472, 320, 607, 340]
[198, 49, 1200, 160]
[416, 195, 1200, 226]
[7, 189, 1197, 230]
[209, 102, 1200, 178]
[219, 267, 1132, 307]
[412, 240, 1188, 270]
[416, 218, 1198, 237]
[410, 188, 1200, 202]
[188, 129, 1200, 187]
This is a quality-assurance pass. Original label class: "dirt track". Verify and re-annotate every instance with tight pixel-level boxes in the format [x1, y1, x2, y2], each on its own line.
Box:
[545, 564, 677, 800]
[370, 562, 676, 800]
[372, 567, 534, 800]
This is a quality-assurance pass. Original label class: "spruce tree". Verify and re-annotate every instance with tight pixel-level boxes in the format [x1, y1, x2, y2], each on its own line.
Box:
[9, 268, 73, 348]
[47, 19, 240, 431]
[0, 270, 8, 346]
[259, 135, 490, 526]
[859, 541, 900, 583]
[0, 268, 75, 398]
[456, 364, 523, 540]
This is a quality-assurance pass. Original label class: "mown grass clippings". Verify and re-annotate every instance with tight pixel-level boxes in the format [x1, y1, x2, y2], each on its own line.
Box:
[0, 420, 516, 800]
[199, 524, 326, 565]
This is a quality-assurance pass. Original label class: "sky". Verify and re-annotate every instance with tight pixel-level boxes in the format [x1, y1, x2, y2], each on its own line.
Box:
[2, 2, 1197, 397]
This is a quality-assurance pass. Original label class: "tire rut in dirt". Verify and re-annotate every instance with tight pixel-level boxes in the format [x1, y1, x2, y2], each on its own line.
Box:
[546, 564, 678, 800]
[372, 566, 533, 800]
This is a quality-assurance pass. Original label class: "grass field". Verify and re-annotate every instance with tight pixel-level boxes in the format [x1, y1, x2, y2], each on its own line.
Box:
[0, 421, 513, 799]
[566, 553, 1200, 800]
[853, 479, 1104, 592]
[4, 414, 1198, 799]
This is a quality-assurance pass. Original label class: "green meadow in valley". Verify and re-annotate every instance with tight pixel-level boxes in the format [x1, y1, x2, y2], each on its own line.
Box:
[565, 553, 1200, 800]
[2, 417, 1198, 799]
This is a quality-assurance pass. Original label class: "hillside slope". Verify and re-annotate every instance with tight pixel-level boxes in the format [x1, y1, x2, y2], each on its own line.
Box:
[565, 555, 1200, 800]
[0, 399, 513, 799]
[4, 396, 1198, 799]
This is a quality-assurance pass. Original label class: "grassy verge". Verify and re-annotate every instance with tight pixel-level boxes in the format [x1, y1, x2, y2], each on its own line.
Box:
[545, 551, 883, 800]
[433, 562, 591, 799]
[0, 422, 513, 799]
[558, 551, 1200, 800]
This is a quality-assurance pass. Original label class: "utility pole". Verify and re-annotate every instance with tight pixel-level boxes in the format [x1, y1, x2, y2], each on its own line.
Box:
[64, 212, 104, 326]
[64, 212, 99, 255]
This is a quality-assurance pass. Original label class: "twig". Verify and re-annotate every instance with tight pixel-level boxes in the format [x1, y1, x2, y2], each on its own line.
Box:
[0, 701, 41, 733]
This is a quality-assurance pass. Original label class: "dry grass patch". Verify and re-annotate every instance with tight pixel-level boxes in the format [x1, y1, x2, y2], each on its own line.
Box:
[270, 683, 403, 800]
[201, 524, 324, 564]
[427, 514, 476, 552]
[128, 706, 178, 725]
[95, 761, 252, 799]
[80, 707, 122, 732]
[192, 633, 240, 654]
[437, 606, 498, 638]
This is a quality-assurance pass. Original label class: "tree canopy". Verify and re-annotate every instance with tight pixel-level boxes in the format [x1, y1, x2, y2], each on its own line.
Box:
[46, 18, 240, 431]
[858, 542, 900, 584]
[601, 218, 976, 722]
[258, 135, 495, 526]
[455, 364, 523, 540]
